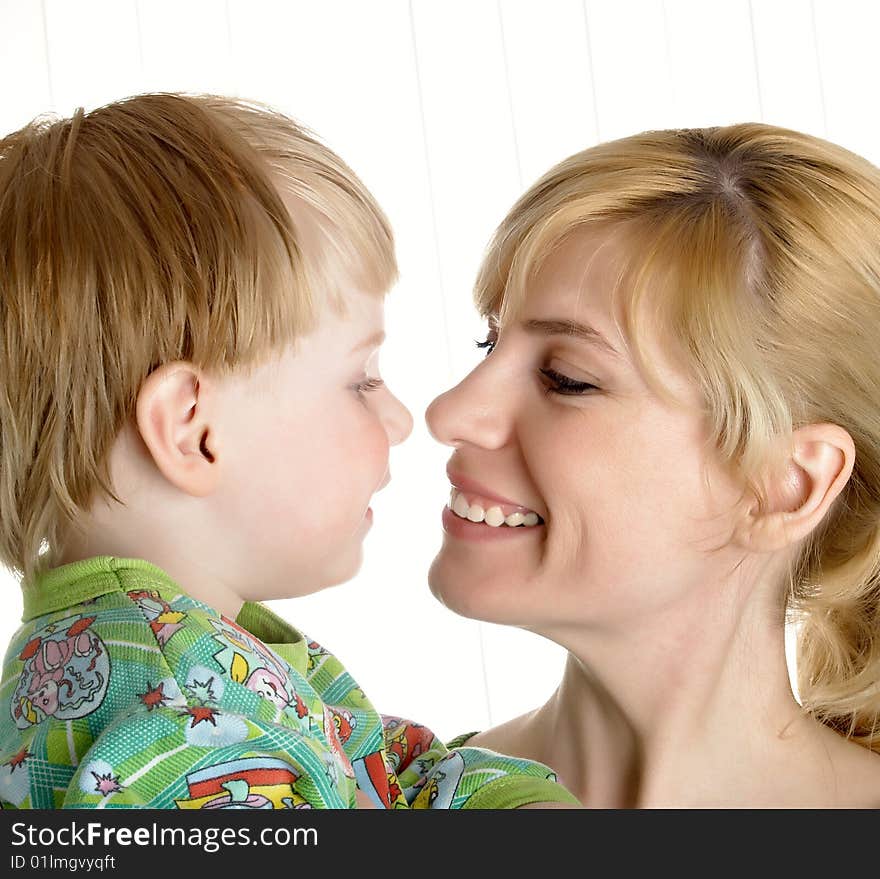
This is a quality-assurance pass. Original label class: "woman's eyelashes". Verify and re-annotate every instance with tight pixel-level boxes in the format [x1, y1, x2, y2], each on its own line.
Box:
[539, 367, 599, 396]
[474, 336, 600, 396]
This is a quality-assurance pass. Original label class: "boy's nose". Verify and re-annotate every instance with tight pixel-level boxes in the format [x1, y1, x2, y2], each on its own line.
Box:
[385, 391, 413, 446]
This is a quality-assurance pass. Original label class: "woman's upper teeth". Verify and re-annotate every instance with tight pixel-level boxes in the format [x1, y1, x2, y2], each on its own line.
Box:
[448, 488, 544, 527]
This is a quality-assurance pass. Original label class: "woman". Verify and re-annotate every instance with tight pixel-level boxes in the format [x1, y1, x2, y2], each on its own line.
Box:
[426, 124, 880, 807]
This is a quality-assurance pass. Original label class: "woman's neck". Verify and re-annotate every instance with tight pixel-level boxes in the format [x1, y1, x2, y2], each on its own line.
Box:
[527, 584, 870, 807]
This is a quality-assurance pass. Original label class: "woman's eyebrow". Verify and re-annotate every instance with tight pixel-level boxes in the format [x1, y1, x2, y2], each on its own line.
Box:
[521, 318, 622, 358]
[349, 330, 386, 354]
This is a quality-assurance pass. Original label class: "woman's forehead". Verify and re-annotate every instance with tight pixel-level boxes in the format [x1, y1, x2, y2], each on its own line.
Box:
[506, 228, 627, 339]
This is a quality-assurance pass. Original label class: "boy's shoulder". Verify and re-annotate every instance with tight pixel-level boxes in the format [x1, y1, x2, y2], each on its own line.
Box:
[2, 556, 333, 727]
[0, 557, 582, 809]
[0, 556, 360, 808]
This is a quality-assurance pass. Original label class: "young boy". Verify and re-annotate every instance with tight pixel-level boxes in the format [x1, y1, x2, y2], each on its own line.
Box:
[0, 93, 579, 809]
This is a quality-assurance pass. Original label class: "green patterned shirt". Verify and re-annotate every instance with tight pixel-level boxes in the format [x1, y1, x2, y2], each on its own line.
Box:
[0, 556, 579, 809]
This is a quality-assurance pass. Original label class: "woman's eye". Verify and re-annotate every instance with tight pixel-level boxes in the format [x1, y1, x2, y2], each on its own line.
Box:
[540, 367, 599, 396]
[474, 334, 598, 396]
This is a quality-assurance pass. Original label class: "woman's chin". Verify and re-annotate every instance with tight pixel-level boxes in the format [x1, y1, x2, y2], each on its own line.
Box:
[427, 554, 524, 624]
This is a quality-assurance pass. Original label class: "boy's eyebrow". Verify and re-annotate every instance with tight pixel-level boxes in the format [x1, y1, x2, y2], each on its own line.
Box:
[350, 330, 386, 353]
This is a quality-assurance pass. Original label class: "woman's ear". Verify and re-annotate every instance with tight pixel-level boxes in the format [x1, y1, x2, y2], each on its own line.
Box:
[135, 362, 220, 497]
[733, 423, 855, 553]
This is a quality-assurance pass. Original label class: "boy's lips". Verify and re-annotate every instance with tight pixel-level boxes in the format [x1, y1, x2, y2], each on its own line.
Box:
[361, 473, 389, 527]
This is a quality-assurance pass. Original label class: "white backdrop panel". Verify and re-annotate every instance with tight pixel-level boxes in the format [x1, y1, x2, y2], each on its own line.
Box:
[2, 0, 872, 736]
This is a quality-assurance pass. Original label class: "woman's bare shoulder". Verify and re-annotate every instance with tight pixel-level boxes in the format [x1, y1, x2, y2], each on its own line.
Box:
[848, 744, 880, 807]
[465, 712, 539, 759]
[813, 726, 880, 807]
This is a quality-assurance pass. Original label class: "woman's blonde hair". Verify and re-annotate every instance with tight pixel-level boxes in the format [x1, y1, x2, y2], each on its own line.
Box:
[475, 124, 880, 753]
[0, 92, 396, 585]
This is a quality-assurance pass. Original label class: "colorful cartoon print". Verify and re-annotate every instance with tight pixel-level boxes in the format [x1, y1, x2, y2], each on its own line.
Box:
[209, 617, 298, 711]
[382, 716, 437, 775]
[90, 769, 124, 797]
[306, 639, 331, 673]
[138, 682, 170, 711]
[183, 666, 222, 704]
[353, 750, 407, 809]
[321, 705, 355, 780]
[174, 756, 308, 809]
[245, 667, 291, 709]
[0, 744, 32, 808]
[330, 707, 357, 745]
[11, 617, 109, 728]
[411, 751, 467, 810]
[77, 759, 124, 798]
[126, 590, 186, 646]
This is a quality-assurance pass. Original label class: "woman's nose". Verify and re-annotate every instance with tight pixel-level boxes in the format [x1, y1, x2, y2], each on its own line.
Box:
[425, 366, 510, 450]
[383, 389, 414, 447]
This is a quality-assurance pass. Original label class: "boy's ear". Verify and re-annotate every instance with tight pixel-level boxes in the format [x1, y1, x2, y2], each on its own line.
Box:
[135, 362, 219, 497]
[732, 423, 855, 553]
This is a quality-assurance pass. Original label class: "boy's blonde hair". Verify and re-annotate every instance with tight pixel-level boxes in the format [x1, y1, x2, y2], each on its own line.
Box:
[0, 92, 397, 585]
[476, 124, 880, 753]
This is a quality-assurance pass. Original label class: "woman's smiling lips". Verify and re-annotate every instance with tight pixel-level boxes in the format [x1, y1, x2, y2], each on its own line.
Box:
[443, 467, 546, 542]
[446, 468, 542, 515]
[441, 505, 545, 542]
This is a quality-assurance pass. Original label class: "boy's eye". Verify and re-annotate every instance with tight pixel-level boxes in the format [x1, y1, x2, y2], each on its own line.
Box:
[356, 377, 385, 396]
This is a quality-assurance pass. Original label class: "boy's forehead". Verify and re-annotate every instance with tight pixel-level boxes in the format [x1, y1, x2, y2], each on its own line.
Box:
[275, 180, 388, 314]
[317, 286, 385, 336]
[270, 177, 387, 354]
[230, 289, 384, 393]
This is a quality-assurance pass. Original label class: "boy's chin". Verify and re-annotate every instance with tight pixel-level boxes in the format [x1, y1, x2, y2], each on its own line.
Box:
[310, 545, 365, 594]
[253, 546, 364, 601]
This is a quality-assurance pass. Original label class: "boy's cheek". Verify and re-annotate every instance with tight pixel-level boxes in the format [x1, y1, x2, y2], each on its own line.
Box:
[348, 415, 393, 481]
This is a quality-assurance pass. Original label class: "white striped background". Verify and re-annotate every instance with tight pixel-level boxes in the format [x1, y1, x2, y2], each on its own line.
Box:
[0, 0, 876, 740]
